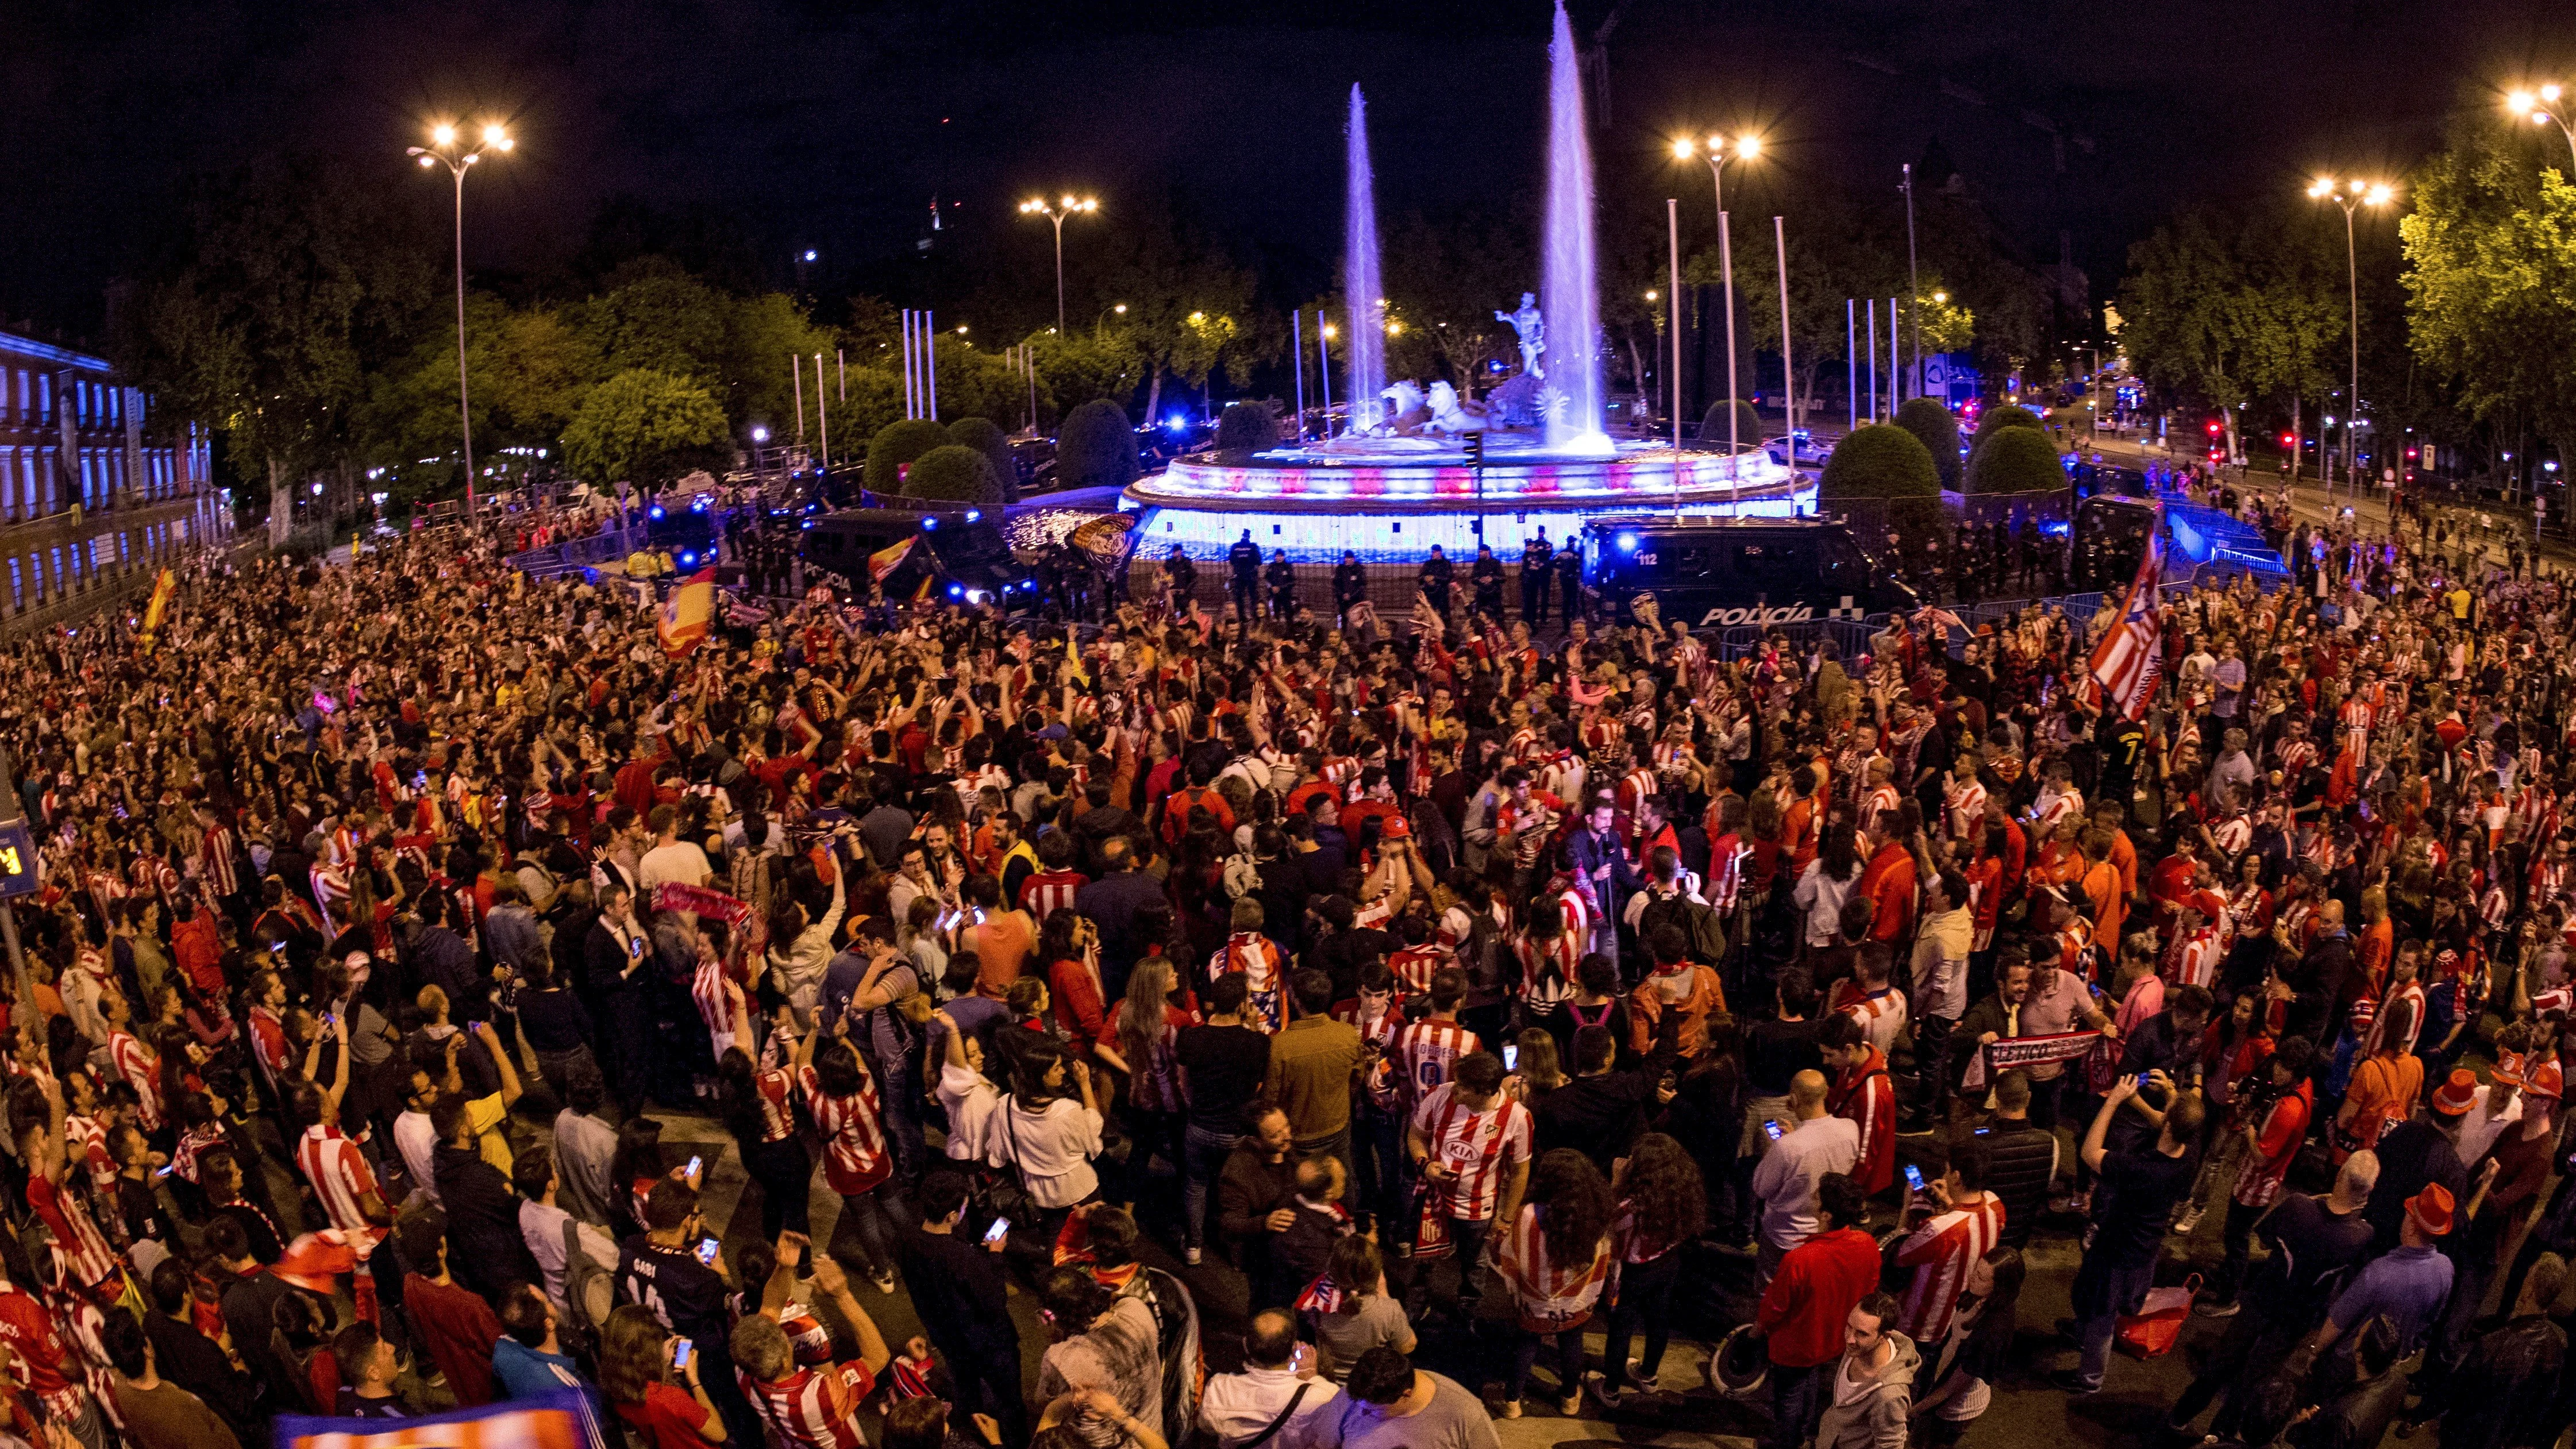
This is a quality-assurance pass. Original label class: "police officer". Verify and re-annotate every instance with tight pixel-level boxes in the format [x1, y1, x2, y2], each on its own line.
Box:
[1417, 544, 1454, 623]
[1520, 529, 1553, 625]
[1265, 548, 1297, 621]
[1034, 544, 1065, 617]
[1164, 545, 1198, 610]
[1470, 541, 1505, 620]
[1553, 535, 1584, 623]
[1227, 529, 1262, 621]
[1333, 549, 1368, 630]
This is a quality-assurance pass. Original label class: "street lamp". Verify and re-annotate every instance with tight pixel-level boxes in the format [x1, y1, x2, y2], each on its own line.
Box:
[1674, 133, 1763, 452]
[2506, 84, 2576, 175]
[408, 120, 513, 511]
[1018, 194, 1099, 336]
[1095, 302, 1127, 335]
[2307, 175, 2394, 496]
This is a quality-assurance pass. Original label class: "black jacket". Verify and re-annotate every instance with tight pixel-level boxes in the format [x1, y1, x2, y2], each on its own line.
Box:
[432, 1143, 540, 1298]
[1976, 1116, 2058, 1248]
[2285, 930, 2353, 1044]
[896, 1226, 1016, 1355]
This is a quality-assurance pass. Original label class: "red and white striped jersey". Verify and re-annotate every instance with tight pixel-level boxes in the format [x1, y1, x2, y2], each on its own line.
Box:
[1410, 1082, 1533, 1224]
[1387, 946, 1445, 997]
[746, 1066, 799, 1144]
[105, 1031, 160, 1132]
[25, 1174, 118, 1297]
[1494, 1200, 1611, 1331]
[1018, 870, 1088, 923]
[59, 1116, 115, 1194]
[1390, 1018, 1480, 1117]
[1862, 784, 1903, 830]
[295, 1123, 384, 1238]
[2170, 930, 2224, 991]
[199, 826, 239, 900]
[1942, 779, 1988, 841]
[738, 1358, 880, 1449]
[690, 956, 738, 1055]
[1893, 1194, 2005, 1343]
[1614, 767, 1659, 820]
[247, 1007, 290, 1084]
[798, 1066, 892, 1196]
[2359, 981, 2425, 1059]
[1210, 933, 1287, 1034]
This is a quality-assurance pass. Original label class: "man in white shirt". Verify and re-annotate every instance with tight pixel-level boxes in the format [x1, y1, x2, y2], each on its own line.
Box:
[1748, 1070, 1861, 1285]
[2454, 1070, 2523, 1165]
[512, 1153, 617, 1315]
[1200, 1310, 1339, 1447]
[636, 803, 715, 906]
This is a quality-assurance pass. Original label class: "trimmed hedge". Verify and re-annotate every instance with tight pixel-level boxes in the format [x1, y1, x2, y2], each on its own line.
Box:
[946, 417, 1019, 505]
[864, 418, 952, 496]
[1895, 398, 1963, 491]
[1963, 424, 2065, 495]
[1215, 401, 1279, 452]
[1699, 399, 1766, 451]
[901, 445, 1005, 510]
[1969, 403, 2045, 462]
[1058, 399, 1141, 490]
[1819, 423, 1940, 503]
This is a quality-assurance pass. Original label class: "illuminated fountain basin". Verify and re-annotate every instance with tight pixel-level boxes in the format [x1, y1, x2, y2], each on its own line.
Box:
[1124, 438, 1813, 561]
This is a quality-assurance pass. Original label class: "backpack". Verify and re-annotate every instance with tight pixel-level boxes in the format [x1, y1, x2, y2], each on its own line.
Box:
[1638, 889, 1728, 968]
[1129, 1265, 1203, 1440]
[515, 860, 561, 912]
[559, 1216, 616, 1358]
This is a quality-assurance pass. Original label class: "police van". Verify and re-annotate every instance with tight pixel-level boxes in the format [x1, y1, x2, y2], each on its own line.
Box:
[798, 506, 1035, 607]
[1580, 515, 1917, 629]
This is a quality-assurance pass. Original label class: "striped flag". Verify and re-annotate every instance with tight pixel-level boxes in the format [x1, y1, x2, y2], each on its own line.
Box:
[866, 534, 918, 583]
[2085, 518, 2164, 721]
[656, 568, 717, 657]
[139, 568, 175, 654]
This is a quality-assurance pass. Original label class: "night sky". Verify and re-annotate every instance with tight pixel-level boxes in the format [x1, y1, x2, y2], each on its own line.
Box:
[2, 0, 2566, 342]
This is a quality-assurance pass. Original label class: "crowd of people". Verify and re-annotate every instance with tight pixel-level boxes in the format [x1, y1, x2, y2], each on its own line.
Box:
[0, 474, 2562, 1449]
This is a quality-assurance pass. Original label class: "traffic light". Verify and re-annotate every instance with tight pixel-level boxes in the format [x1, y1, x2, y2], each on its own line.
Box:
[2281, 433, 2296, 449]
[2206, 419, 2222, 437]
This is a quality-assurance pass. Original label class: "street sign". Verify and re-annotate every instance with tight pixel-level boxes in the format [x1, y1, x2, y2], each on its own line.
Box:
[0, 820, 37, 898]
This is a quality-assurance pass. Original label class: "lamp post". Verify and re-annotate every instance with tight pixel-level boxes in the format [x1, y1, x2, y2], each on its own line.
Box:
[1674, 133, 1761, 443]
[1019, 195, 1098, 337]
[1900, 163, 1921, 406]
[408, 121, 512, 511]
[2307, 175, 2394, 497]
[1095, 303, 1127, 336]
[2506, 84, 2576, 175]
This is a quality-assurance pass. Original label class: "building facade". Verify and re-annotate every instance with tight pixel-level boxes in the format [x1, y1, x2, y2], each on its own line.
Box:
[0, 330, 227, 621]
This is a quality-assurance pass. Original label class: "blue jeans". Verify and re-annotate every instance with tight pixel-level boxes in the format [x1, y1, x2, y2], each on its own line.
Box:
[1763, 1360, 1829, 1449]
[873, 1049, 928, 1185]
[1183, 1122, 1239, 1251]
[2071, 1256, 2158, 1388]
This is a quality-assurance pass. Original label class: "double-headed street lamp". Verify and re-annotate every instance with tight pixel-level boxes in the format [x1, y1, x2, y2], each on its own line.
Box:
[1019, 195, 1098, 337]
[2506, 84, 2576, 175]
[1672, 133, 1762, 450]
[409, 122, 513, 510]
[2306, 175, 2393, 496]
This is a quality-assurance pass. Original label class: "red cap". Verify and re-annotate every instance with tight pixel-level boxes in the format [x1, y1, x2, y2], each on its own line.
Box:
[2405, 1182, 2456, 1236]
[2430, 1068, 2480, 1116]
[1379, 816, 1411, 841]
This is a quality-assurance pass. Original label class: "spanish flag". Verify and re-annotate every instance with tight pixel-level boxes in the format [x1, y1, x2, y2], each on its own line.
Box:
[656, 568, 717, 657]
[911, 574, 935, 602]
[867, 534, 918, 584]
[139, 568, 175, 654]
[1065, 631, 1090, 687]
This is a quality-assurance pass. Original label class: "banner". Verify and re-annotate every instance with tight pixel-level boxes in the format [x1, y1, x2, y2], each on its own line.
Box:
[276, 1387, 605, 1449]
[139, 569, 175, 654]
[2084, 517, 2165, 720]
[653, 881, 752, 924]
[1961, 1030, 2101, 1092]
[656, 568, 717, 658]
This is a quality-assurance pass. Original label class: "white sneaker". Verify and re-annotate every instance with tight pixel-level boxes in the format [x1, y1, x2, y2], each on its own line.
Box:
[2173, 1204, 2205, 1235]
[871, 1271, 899, 1294]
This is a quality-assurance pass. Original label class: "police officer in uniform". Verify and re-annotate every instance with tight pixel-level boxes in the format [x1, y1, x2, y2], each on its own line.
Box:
[1520, 529, 1553, 625]
[1553, 535, 1584, 624]
[1470, 542, 1505, 621]
[1417, 544, 1454, 623]
[1265, 549, 1297, 621]
[1164, 545, 1198, 610]
[1333, 550, 1368, 630]
[1227, 529, 1263, 621]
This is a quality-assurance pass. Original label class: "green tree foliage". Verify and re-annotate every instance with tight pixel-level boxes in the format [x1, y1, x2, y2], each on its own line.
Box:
[362, 295, 599, 467]
[946, 417, 1020, 504]
[560, 369, 730, 487]
[1374, 207, 1533, 386]
[725, 291, 840, 436]
[1096, 201, 1263, 422]
[2119, 203, 2347, 461]
[1895, 397, 1963, 490]
[1058, 399, 1140, 490]
[930, 337, 1036, 429]
[1969, 403, 2046, 460]
[2401, 126, 2576, 471]
[1698, 399, 1765, 450]
[1030, 330, 1139, 417]
[864, 419, 952, 496]
[1963, 423, 2062, 494]
[901, 444, 1004, 509]
[1215, 401, 1278, 452]
[1820, 423, 1940, 502]
[830, 367, 906, 463]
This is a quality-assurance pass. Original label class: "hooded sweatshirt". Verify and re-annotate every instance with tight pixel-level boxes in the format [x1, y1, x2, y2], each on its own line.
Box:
[1911, 905, 1974, 1020]
[1815, 1331, 1919, 1449]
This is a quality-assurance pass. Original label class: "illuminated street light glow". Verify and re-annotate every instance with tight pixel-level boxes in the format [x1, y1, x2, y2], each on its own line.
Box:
[432, 124, 456, 145]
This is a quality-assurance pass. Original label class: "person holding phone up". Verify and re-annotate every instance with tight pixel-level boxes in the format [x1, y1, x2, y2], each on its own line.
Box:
[600, 1302, 729, 1449]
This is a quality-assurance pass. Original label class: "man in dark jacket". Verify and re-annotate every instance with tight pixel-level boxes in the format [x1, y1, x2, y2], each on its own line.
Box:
[580, 882, 652, 1113]
[1976, 1069, 2058, 1249]
[429, 1093, 539, 1301]
[2282, 900, 2353, 1045]
[897, 1173, 1025, 1447]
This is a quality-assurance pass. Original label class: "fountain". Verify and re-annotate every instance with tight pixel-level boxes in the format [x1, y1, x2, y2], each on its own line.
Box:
[1539, 0, 1609, 455]
[1343, 84, 1387, 436]
[1109, 6, 1808, 567]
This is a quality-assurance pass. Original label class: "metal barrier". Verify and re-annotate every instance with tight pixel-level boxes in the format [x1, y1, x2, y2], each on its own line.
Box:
[503, 527, 642, 577]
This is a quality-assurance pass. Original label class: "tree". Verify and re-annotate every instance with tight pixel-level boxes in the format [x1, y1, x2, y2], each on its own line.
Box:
[559, 369, 730, 487]
[929, 337, 1038, 429]
[1970, 403, 2046, 461]
[1698, 399, 1764, 450]
[1030, 330, 1139, 419]
[864, 419, 951, 496]
[569, 257, 731, 380]
[2117, 208, 2257, 457]
[721, 290, 838, 439]
[902, 444, 1004, 509]
[1215, 401, 1278, 453]
[361, 295, 600, 469]
[1058, 399, 1140, 490]
[1819, 423, 1942, 544]
[1095, 201, 1261, 423]
[946, 417, 1020, 504]
[2401, 124, 2576, 481]
[1895, 397, 1962, 490]
[1963, 423, 2063, 494]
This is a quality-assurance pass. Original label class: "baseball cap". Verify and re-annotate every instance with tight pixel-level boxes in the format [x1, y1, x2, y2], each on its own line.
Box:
[2429, 1068, 2479, 1116]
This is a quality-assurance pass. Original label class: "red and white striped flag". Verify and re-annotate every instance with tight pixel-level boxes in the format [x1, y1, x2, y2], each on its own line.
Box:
[2085, 522, 2165, 721]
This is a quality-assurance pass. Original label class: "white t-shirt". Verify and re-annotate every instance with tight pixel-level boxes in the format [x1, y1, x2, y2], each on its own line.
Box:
[637, 840, 714, 896]
[394, 1109, 440, 1203]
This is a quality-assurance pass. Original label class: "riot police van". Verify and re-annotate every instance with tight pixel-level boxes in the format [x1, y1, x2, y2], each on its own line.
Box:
[799, 505, 1035, 607]
[1580, 515, 1917, 628]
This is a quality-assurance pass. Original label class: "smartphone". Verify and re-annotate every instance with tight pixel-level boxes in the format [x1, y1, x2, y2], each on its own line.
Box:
[153, 1165, 174, 1180]
[1904, 1164, 1926, 1193]
[672, 1338, 694, 1371]
[1763, 1119, 1784, 1142]
[694, 1237, 719, 1266]
[687, 1155, 703, 1181]
[1502, 1045, 1519, 1072]
[2137, 1072, 2154, 1088]
[982, 1216, 1011, 1246]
